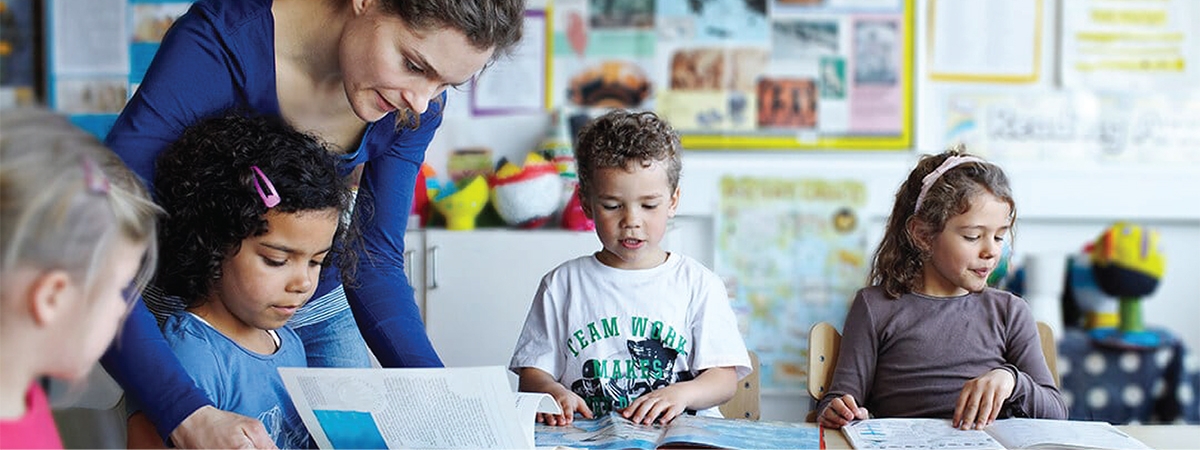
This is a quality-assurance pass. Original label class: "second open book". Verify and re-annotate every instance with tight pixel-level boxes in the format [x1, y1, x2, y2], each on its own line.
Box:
[841, 417, 1151, 450]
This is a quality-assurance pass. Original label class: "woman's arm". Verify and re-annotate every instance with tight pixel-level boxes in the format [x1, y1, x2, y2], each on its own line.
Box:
[103, 2, 275, 443]
[101, 302, 212, 440]
[343, 104, 446, 368]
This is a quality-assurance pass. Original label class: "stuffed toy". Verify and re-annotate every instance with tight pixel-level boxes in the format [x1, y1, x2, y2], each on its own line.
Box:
[489, 152, 563, 229]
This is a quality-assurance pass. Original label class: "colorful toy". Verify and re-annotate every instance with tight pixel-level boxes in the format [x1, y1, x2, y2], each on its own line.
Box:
[1088, 222, 1166, 347]
[489, 152, 563, 229]
[411, 163, 436, 227]
[432, 175, 489, 231]
[1064, 247, 1120, 332]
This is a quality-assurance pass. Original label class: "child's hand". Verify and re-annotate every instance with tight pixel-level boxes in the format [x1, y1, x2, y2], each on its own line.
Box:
[818, 394, 869, 429]
[539, 390, 593, 426]
[620, 385, 690, 426]
[953, 368, 1016, 430]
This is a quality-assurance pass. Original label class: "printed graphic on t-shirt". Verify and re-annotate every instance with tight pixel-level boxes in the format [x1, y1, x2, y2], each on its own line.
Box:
[567, 316, 693, 415]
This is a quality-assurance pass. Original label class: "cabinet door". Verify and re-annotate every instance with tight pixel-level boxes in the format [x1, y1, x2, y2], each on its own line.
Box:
[403, 229, 425, 321]
[423, 229, 599, 372]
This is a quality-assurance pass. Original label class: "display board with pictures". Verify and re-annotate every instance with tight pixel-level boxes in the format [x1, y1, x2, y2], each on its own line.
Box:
[548, 0, 913, 150]
[44, 0, 193, 139]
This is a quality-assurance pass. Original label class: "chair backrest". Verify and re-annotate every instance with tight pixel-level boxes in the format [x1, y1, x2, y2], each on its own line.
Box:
[719, 350, 761, 420]
[1036, 321, 1060, 388]
[806, 322, 842, 422]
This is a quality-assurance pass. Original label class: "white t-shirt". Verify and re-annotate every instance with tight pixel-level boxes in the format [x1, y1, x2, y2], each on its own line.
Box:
[509, 252, 751, 417]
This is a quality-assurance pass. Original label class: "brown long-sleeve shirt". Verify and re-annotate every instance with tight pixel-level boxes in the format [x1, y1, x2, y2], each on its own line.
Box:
[816, 286, 1067, 420]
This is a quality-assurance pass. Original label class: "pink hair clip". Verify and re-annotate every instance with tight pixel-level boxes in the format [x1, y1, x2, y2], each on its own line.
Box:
[81, 155, 110, 194]
[914, 155, 984, 214]
[251, 166, 281, 208]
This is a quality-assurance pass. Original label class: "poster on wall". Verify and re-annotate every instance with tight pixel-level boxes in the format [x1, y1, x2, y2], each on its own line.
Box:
[46, 0, 193, 139]
[1, 0, 39, 107]
[715, 176, 868, 393]
[548, 0, 913, 150]
[942, 92, 1200, 164]
[1060, 0, 1200, 90]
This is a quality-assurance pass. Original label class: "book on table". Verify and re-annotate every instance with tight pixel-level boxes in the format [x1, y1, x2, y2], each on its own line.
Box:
[840, 417, 1151, 450]
[279, 366, 560, 449]
[534, 411, 818, 449]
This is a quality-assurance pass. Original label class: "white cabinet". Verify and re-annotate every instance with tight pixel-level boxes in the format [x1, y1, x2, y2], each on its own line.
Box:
[414, 229, 600, 374]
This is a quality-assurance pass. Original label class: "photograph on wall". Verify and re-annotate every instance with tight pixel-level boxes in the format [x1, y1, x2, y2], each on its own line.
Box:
[657, 0, 769, 44]
[756, 77, 818, 128]
[715, 176, 868, 392]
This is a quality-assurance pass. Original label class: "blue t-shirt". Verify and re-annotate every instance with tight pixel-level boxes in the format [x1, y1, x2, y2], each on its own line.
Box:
[164, 313, 311, 449]
[100, 0, 443, 438]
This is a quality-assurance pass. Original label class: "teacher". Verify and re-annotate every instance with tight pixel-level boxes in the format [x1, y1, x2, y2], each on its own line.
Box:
[101, 0, 524, 447]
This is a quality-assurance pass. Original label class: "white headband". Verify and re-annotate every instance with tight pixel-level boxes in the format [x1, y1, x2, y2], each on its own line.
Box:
[914, 155, 985, 214]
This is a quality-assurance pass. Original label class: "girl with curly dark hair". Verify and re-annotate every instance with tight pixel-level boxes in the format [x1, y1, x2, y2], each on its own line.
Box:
[125, 113, 355, 449]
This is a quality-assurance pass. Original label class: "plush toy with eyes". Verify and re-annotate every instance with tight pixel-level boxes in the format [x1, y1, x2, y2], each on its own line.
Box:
[1088, 221, 1166, 347]
[489, 152, 563, 229]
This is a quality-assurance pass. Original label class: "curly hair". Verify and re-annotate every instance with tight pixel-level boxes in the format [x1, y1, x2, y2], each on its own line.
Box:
[869, 145, 1016, 298]
[153, 112, 356, 307]
[574, 110, 682, 202]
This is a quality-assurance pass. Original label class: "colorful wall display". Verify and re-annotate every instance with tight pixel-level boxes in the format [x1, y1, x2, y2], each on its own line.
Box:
[549, 0, 914, 150]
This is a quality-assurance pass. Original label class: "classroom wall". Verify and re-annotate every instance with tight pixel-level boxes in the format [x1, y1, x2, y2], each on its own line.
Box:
[426, 0, 1200, 422]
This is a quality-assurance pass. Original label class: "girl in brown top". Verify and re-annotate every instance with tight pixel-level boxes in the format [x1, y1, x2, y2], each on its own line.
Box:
[817, 147, 1067, 430]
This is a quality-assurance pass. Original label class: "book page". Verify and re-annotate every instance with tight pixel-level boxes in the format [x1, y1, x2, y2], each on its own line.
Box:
[658, 414, 819, 449]
[533, 413, 661, 450]
[279, 366, 533, 449]
[841, 418, 1004, 449]
[987, 418, 1152, 450]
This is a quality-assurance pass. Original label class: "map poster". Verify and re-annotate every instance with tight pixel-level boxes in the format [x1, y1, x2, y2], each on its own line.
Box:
[715, 176, 868, 392]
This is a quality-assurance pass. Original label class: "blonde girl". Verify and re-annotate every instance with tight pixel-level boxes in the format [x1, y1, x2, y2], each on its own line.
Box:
[0, 108, 161, 448]
[817, 147, 1066, 430]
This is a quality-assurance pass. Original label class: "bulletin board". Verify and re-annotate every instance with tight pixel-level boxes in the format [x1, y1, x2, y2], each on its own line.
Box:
[547, 0, 915, 151]
[44, 0, 193, 139]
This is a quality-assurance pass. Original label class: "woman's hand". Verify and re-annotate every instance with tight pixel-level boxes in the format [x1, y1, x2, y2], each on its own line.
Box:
[169, 406, 277, 449]
[953, 368, 1016, 430]
[819, 394, 869, 429]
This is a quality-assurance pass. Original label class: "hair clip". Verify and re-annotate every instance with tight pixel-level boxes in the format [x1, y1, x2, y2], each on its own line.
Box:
[914, 155, 984, 214]
[251, 166, 281, 208]
[81, 155, 110, 194]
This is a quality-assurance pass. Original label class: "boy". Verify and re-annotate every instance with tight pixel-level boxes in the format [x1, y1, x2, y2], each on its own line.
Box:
[510, 110, 751, 426]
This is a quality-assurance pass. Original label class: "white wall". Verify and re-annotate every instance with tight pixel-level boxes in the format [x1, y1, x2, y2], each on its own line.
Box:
[426, 0, 1200, 422]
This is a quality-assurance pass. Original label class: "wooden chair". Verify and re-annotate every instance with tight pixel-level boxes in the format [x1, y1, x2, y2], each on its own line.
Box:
[803, 320, 1059, 422]
[806, 322, 842, 422]
[1036, 321, 1060, 388]
[719, 350, 761, 420]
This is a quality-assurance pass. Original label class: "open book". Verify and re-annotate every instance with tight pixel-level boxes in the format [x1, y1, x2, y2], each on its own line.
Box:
[278, 366, 561, 449]
[841, 418, 1151, 450]
[534, 412, 818, 449]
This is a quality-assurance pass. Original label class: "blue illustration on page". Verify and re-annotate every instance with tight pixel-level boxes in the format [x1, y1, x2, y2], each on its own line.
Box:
[313, 410, 387, 449]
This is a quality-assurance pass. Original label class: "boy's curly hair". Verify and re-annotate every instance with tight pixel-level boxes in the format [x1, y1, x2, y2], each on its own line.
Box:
[153, 112, 356, 307]
[574, 110, 682, 202]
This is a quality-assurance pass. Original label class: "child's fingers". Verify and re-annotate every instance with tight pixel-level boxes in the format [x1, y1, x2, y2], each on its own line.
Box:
[576, 400, 595, 419]
[955, 389, 982, 429]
